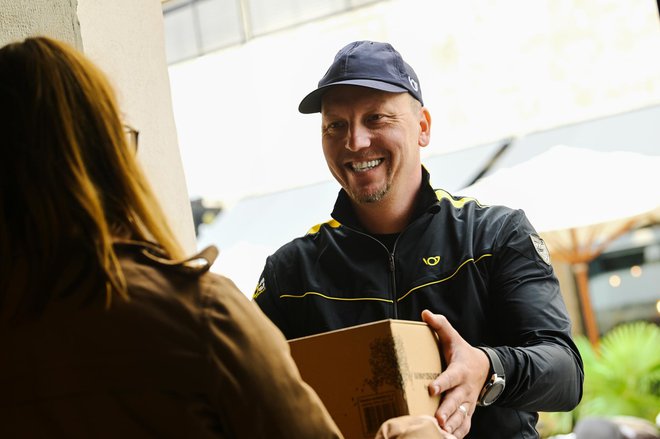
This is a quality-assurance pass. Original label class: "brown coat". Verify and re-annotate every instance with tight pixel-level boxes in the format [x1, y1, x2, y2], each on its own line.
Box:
[0, 240, 342, 438]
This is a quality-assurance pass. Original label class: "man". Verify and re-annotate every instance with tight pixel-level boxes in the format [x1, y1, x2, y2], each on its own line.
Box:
[253, 40, 583, 438]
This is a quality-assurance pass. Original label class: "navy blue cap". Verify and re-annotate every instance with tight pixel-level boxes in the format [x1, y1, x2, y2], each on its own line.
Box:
[298, 40, 423, 114]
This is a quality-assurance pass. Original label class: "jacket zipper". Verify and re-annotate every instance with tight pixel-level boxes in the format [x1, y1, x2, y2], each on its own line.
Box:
[387, 252, 398, 319]
[339, 224, 399, 318]
[351, 212, 432, 321]
[386, 203, 441, 316]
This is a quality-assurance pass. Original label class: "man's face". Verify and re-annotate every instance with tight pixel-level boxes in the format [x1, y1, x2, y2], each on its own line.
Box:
[321, 86, 430, 205]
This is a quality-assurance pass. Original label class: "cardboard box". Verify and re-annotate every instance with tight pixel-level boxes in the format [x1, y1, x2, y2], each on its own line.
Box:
[289, 319, 443, 439]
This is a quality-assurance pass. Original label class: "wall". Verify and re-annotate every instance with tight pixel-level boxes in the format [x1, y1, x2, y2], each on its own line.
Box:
[77, 0, 196, 252]
[0, 0, 82, 48]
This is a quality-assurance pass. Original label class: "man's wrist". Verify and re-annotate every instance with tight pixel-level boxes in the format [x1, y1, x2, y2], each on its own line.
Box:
[476, 346, 506, 406]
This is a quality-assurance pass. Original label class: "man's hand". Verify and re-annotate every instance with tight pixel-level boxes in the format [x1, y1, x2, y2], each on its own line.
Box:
[422, 310, 491, 438]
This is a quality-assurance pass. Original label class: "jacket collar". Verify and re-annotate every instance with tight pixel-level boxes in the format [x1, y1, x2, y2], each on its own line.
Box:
[330, 166, 439, 231]
[113, 239, 218, 276]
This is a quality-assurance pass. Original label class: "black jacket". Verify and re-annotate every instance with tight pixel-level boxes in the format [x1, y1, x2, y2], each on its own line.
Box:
[254, 167, 583, 439]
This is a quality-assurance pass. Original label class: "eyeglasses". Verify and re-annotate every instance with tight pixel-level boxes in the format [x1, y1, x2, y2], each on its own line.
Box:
[123, 124, 139, 152]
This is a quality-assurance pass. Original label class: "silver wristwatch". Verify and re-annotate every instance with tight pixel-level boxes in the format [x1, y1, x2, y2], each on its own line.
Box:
[476, 346, 506, 407]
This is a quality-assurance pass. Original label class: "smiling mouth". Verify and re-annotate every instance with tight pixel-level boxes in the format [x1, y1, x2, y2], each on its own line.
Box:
[350, 159, 383, 172]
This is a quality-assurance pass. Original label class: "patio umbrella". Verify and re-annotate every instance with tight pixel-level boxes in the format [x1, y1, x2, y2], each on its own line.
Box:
[459, 145, 660, 345]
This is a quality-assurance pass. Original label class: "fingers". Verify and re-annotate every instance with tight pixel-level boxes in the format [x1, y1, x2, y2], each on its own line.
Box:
[452, 404, 471, 438]
[421, 310, 483, 439]
[428, 352, 470, 393]
[423, 310, 467, 397]
[421, 310, 460, 347]
[434, 402, 471, 438]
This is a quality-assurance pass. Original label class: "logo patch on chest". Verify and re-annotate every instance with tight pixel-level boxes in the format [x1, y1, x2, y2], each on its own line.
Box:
[422, 256, 441, 266]
[530, 235, 551, 265]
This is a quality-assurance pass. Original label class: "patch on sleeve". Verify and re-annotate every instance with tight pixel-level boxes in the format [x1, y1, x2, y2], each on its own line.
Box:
[530, 234, 551, 265]
[252, 277, 266, 299]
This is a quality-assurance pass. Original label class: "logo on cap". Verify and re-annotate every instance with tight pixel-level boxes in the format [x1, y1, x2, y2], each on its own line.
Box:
[408, 76, 419, 92]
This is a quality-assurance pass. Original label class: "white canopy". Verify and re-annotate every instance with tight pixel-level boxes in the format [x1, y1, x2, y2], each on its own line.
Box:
[459, 144, 660, 237]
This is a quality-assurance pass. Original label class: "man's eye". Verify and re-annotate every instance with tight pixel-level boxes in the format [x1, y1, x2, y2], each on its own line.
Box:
[367, 114, 384, 122]
[326, 121, 344, 130]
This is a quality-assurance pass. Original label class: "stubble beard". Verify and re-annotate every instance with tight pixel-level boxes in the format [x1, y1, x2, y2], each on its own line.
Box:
[348, 182, 391, 204]
[345, 162, 393, 204]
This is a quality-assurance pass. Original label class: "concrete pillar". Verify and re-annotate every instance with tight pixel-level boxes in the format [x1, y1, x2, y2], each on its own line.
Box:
[0, 0, 196, 253]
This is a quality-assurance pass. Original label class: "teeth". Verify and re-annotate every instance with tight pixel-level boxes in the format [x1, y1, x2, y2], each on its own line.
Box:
[352, 159, 382, 172]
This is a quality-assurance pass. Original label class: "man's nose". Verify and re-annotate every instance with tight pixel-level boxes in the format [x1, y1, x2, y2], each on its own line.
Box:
[346, 124, 371, 152]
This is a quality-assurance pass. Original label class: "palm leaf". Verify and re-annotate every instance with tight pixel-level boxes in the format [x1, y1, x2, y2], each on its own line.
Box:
[574, 321, 660, 422]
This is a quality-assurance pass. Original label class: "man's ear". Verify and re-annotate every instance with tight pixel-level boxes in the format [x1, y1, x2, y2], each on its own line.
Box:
[418, 107, 431, 147]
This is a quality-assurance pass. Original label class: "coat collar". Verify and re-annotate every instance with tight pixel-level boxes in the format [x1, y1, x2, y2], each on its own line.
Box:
[113, 239, 218, 276]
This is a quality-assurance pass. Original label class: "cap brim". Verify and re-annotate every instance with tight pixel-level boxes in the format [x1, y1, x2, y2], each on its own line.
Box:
[298, 79, 408, 114]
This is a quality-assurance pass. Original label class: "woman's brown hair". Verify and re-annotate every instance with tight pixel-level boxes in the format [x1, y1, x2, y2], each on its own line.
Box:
[0, 37, 184, 318]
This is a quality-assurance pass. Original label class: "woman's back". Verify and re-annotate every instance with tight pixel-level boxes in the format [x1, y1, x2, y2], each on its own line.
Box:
[1, 240, 340, 438]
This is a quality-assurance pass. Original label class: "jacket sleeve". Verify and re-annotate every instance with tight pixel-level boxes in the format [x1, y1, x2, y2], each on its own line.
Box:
[201, 273, 342, 438]
[488, 209, 584, 412]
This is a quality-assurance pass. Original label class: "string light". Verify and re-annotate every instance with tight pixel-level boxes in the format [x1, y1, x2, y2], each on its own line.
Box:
[630, 265, 642, 277]
[608, 275, 621, 288]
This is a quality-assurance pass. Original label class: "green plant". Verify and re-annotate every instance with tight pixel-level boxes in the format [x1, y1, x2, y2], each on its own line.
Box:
[575, 321, 660, 422]
[537, 410, 574, 438]
[537, 321, 660, 438]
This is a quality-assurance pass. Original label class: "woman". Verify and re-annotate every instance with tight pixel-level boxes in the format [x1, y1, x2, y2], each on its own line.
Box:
[0, 36, 344, 438]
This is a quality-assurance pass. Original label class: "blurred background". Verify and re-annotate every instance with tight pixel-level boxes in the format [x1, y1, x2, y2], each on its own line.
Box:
[162, 2, 660, 434]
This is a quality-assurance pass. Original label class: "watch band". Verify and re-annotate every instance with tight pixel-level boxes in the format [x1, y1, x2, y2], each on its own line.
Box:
[477, 346, 505, 380]
[476, 346, 506, 406]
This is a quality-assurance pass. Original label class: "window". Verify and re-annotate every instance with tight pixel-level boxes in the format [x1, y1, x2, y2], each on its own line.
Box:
[162, 0, 382, 64]
[197, 0, 244, 52]
[248, 0, 345, 36]
[163, 2, 200, 64]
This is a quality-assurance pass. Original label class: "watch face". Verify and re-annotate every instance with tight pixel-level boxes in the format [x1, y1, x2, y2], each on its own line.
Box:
[481, 378, 505, 406]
